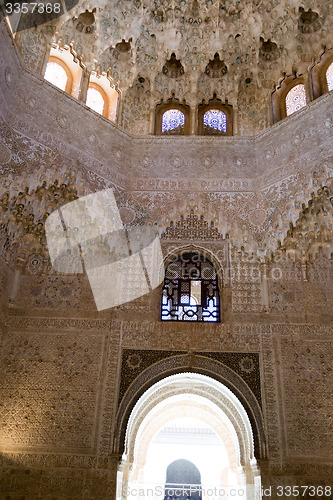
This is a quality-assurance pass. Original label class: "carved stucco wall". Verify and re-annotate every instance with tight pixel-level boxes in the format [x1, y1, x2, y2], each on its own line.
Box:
[0, 16, 332, 500]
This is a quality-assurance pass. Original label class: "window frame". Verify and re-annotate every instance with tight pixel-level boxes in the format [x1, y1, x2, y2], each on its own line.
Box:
[161, 252, 221, 323]
[326, 61, 333, 92]
[198, 95, 233, 136]
[310, 49, 333, 99]
[87, 72, 121, 122]
[155, 95, 190, 135]
[271, 75, 309, 123]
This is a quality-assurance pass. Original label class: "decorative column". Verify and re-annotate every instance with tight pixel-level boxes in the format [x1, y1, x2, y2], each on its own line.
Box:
[190, 104, 197, 134]
[149, 97, 156, 134]
[233, 105, 239, 135]
[40, 44, 51, 77]
[115, 90, 122, 126]
[79, 68, 90, 103]
[260, 260, 270, 313]
[189, 76, 198, 134]
[109, 452, 123, 500]
[301, 260, 308, 281]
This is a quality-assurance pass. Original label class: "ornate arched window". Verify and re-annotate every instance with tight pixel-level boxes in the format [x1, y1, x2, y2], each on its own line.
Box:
[44, 48, 83, 98]
[87, 73, 120, 121]
[86, 85, 106, 115]
[161, 253, 220, 322]
[310, 49, 333, 99]
[198, 94, 233, 135]
[155, 94, 190, 135]
[271, 76, 309, 123]
[44, 60, 70, 92]
[285, 84, 307, 116]
[326, 62, 333, 91]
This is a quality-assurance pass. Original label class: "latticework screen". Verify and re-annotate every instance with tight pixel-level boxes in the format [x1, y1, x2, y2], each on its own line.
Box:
[161, 253, 220, 322]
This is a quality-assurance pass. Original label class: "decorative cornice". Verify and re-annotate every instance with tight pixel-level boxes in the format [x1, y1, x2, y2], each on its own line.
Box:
[5, 316, 111, 331]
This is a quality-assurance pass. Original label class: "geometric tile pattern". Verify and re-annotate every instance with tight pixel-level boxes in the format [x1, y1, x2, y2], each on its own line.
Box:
[280, 338, 333, 458]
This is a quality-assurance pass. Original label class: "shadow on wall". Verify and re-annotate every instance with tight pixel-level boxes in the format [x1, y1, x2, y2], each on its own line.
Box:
[0, 454, 117, 499]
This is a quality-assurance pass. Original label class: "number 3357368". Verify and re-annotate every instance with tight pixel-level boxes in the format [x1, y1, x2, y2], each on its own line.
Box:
[5, 3, 61, 14]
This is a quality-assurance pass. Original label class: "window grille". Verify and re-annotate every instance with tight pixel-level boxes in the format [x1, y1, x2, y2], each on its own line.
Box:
[161, 253, 220, 322]
[203, 109, 227, 134]
[161, 109, 185, 134]
[285, 84, 307, 116]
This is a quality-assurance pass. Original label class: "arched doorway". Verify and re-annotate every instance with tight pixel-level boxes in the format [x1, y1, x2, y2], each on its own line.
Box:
[116, 373, 262, 500]
[165, 458, 202, 500]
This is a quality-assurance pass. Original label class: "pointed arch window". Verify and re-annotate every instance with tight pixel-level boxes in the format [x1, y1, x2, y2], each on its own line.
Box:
[198, 94, 233, 135]
[285, 84, 307, 116]
[271, 76, 309, 123]
[155, 95, 190, 135]
[310, 49, 333, 99]
[161, 253, 220, 322]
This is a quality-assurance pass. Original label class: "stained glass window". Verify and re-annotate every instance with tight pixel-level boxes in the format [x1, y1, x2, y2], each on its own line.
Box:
[285, 84, 307, 116]
[44, 62, 68, 91]
[326, 62, 333, 91]
[203, 109, 227, 133]
[86, 87, 105, 115]
[161, 109, 185, 134]
[161, 253, 220, 322]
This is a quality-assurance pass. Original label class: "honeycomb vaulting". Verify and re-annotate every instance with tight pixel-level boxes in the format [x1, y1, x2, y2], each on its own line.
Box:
[14, 0, 333, 133]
